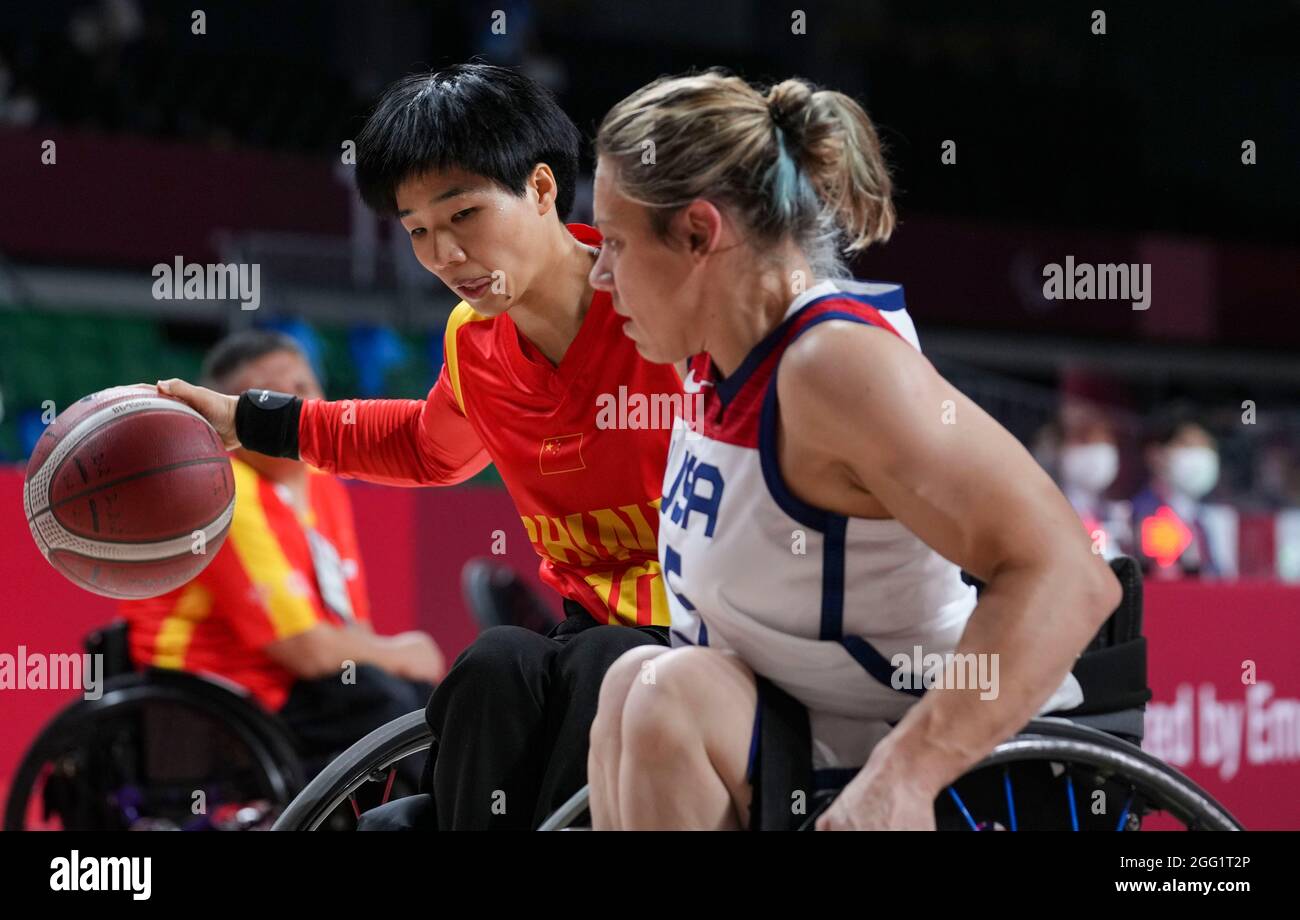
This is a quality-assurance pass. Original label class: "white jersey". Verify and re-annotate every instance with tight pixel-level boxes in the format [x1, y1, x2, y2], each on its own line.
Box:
[660, 279, 1082, 771]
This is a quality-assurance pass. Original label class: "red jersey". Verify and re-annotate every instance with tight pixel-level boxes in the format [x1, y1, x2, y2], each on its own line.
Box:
[297, 224, 680, 626]
[120, 457, 372, 711]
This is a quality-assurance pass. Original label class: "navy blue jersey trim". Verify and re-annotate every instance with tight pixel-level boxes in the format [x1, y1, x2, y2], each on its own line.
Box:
[670, 621, 709, 646]
[755, 310, 891, 533]
[745, 695, 763, 785]
[820, 516, 847, 639]
[758, 373, 830, 532]
[841, 635, 927, 698]
[714, 287, 902, 407]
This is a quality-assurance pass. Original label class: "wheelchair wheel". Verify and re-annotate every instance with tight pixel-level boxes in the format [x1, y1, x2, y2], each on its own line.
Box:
[272, 710, 431, 831]
[920, 718, 1242, 831]
[537, 718, 1242, 831]
[5, 670, 304, 831]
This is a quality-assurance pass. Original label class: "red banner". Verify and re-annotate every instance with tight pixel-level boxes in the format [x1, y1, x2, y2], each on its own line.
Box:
[1143, 580, 1300, 829]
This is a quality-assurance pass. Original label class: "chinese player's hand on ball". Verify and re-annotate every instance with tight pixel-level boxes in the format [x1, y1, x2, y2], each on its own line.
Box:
[23, 383, 238, 599]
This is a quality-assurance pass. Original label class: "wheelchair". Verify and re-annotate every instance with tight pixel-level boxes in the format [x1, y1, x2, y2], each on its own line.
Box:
[271, 557, 1244, 831]
[6, 559, 542, 832]
[4, 621, 304, 831]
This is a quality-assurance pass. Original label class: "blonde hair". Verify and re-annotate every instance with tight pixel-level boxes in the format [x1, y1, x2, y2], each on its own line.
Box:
[596, 71, 895, 276]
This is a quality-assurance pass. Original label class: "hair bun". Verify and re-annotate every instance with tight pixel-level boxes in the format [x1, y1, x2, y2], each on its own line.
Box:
[765, 80, 813, 135]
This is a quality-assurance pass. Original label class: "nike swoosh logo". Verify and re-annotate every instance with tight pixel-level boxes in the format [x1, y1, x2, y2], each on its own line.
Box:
[683, 369, 713, 394]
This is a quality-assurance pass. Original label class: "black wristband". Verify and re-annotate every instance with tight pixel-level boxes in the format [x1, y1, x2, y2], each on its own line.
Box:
[235, 390, 302, 459]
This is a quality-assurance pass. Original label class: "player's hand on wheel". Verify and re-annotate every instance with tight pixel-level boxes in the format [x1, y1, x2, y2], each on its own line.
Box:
[815, 762, 937, 831]
[155, 378, 240, 449]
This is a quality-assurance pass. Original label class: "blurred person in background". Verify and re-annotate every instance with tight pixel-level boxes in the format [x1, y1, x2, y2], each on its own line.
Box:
[122, 330, 446, 780]
[1055, 403, 1132, 560]
[1257, 437, 1300, 509]
[1131, 409, 1226, 578]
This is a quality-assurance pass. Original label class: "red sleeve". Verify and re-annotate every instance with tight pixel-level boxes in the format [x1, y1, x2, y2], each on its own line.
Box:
[297, 363, 490, 487]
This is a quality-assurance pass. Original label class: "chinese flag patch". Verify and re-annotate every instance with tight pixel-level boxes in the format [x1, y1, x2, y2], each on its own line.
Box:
[539, 433, 585, 475]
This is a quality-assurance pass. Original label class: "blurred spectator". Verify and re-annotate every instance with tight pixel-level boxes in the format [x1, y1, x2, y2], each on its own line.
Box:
[1257, 438, 1300, 509]
[1030, 417, 1061, 474]
[1131, 409, 1236, 579]
[0, 52, 38, 126]
[1055, 404, 1132, 560]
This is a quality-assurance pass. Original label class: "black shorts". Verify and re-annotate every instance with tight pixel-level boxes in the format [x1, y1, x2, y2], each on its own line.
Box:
[743, 677, 883, 830]
[745, 677, 815, 831]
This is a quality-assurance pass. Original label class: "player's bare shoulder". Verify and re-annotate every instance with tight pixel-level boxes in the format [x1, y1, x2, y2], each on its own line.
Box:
[776, 320, 932, 455]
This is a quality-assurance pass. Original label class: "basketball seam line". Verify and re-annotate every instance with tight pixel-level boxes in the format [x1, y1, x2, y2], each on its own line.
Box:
[46, 454, 232, 513]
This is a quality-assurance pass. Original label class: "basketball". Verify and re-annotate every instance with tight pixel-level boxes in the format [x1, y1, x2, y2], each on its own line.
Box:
[22, 385, 235, 600]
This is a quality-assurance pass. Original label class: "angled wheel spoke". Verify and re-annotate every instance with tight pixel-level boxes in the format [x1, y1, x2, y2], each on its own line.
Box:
[1065, 772, 1079, 831]
[947, 786, 979, 831]
[1115, 789, 1135, 831]
[1003, 767, 1017, 831]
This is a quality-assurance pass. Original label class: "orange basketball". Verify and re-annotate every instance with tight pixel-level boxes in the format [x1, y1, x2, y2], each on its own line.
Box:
[23, 385, 235, 599]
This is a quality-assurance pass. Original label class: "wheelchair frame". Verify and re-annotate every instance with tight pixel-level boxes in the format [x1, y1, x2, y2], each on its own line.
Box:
[4, 668, 304, 831]
[270, 711, 1242, 831]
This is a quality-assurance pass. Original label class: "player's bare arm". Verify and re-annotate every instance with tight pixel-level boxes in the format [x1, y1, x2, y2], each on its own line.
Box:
[777, 323, 1121, 828]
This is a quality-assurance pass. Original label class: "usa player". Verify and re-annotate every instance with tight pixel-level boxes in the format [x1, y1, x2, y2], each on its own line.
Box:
[585, 72, 1122, 830]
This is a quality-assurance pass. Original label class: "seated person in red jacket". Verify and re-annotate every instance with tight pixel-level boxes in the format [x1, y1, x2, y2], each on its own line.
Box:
[122, 330, 445, 779]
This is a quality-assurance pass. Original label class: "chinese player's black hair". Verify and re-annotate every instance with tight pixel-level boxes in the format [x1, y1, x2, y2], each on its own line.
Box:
[355, 63, 581, 220]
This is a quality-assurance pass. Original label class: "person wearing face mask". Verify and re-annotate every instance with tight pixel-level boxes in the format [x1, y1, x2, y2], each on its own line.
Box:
[1131, 412, 1224, 578]
[1055, 410, 1131, 560]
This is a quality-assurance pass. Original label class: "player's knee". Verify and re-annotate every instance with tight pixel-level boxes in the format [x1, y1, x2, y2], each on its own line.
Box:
[641, 646, 717, 700]
[591, 646, 664, 749]
[621, 686, 693, 762]
[619, 649, 710, 759]
[595, 644, 665, 717]
[599, 645, 665, 706]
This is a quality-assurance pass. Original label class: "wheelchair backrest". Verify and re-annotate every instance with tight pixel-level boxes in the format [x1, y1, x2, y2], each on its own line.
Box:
[84, 619, 135, 680]
[1089, 555, 1144, 653]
